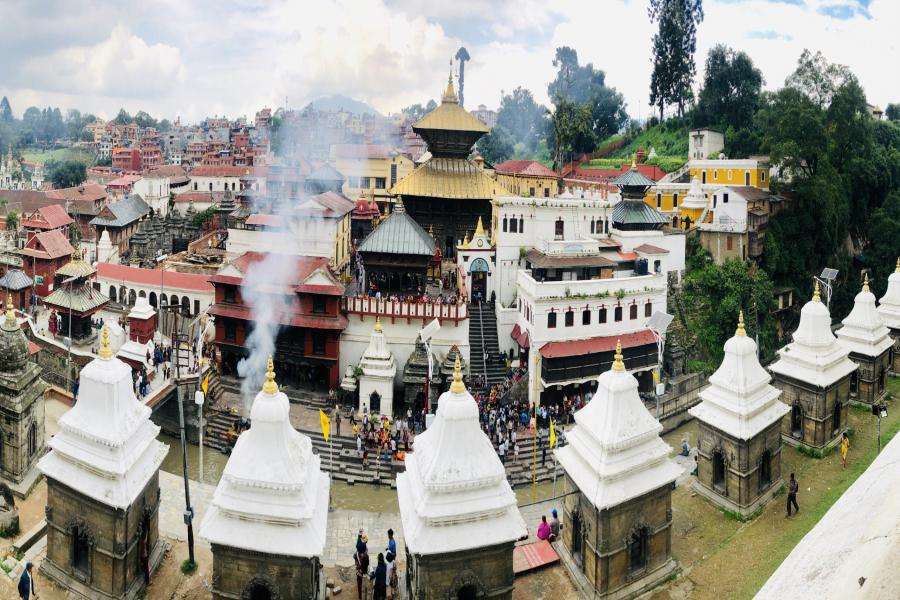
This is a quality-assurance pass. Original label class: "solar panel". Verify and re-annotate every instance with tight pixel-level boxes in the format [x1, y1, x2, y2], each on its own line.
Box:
[820, 268, 839, 280]
[647, 311, 674, 333]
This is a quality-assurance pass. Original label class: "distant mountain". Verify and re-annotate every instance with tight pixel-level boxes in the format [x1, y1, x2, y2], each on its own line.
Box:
[307, 95, 381, 117]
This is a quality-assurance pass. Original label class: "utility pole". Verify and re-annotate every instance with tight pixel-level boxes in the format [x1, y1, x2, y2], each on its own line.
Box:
[168, 301, 195, 563]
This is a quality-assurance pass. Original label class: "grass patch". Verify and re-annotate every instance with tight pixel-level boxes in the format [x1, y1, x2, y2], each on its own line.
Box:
[611, 119, 689, 159]
[795, 443, 830, 459]
[722, 504, 765, 523]
[180, 559, 197, 575]
[20, 147, 94, 167]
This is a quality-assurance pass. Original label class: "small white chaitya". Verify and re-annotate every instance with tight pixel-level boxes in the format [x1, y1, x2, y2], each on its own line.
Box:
[689, 312, 789, 516]
[200, 357, 329, 599]
[555, 341, 681, 598]
[769, 281, 857, 448]
[877, 259, 900, 372]
[680, 175, 707, 213]
[397, 356, 526, 599]
[836, 274, 893, 404]
[39, 326, 167, 508]
[357, 317, 397, 417]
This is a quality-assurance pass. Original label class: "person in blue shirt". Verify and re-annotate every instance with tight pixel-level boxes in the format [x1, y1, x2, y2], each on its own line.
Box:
[18, 561, 35, 600]
[385, 528, 397, 556]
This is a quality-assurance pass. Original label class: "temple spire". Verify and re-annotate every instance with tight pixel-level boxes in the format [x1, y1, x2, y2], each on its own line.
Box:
[450, 355, 465, 393]
[895, 257, 900, 273]
[475, 216, 485, 237]
[98, 324, 113, 359]
[863, 273, 870, 293]
[813, 278, 821, 303]
[262, 355, 278, 395]
[736, 310, 746, 337]
[374, 316, 383, 333]
[612, 339, 625, 372]
[4, 292, 14, 327]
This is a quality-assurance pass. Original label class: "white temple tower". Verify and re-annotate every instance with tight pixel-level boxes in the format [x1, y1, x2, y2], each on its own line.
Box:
[836, 274, 893, 404]
[38, 325, 168, 600]
[357, 317, 397, 417]
[876, 258, 900, 373]
[689, 312, 789, 517]
[555, 340, 681, 599]
[201, 356, 329, 600]
[397, 355, 526, 599]
[769, 281, 857, 449]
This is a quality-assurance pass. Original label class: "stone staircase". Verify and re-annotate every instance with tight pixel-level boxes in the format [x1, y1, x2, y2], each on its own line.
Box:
[218, 375, 331, 411]
[468, 303, 506, 392]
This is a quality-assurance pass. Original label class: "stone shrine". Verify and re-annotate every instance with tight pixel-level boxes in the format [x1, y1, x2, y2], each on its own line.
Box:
[555, 341, 681, 600]
[836, 274, 893, 404]
[769, 281, 857, 449]
[689, 312, 789, 517]
[201, 357, 329, 600]
[876, 259, 900, 373]
[38, 326, 168, 600]
[402, 334, 439, 416]
[397, 356, 526, 600]
[0, 296, 46, 497]
[116, 297, 157, 372]
[356, 317, 397, 417]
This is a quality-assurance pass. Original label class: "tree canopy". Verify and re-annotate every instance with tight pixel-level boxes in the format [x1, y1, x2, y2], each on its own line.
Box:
[496, 87, 547, 152]
[477, 125, 515, 165]
[694, 44, 763, 132]
[47, 160, 87, 189]
[648, 0, 704, 119]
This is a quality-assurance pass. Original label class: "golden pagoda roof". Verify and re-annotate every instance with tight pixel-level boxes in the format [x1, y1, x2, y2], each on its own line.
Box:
[56, 258, 96, 279]
[390, 157, 511, 200]
[414, 79, 489, 134]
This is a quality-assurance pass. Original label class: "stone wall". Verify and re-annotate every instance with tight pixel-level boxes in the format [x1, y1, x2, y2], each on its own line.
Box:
[43, 474, 162, 600]
[408, 542, 515, 600]
[0, 367, 46, 487]
[889, 333, 900, 374]
[774, 373, 850, 449]
[850, 349, 891, 405]
[210, 544, 320, 600]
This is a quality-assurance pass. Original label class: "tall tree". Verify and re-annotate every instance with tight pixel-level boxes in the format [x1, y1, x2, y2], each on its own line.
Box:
[48, 160, 87, 189]
[547, 46, 627, 145]
[886, 103, 900, 122]
[477, 125, 515, 165]
[695, 44, 763, 130]
[548, 98, 594, 171]
[0, 97, 12, 123]
[496, 87, 547, 151]
[648, 0, 705, 120]
[785, 49, 853, 108]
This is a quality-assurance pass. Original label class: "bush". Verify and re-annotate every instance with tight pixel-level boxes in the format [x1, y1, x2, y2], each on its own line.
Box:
[180, 559, 197, 575]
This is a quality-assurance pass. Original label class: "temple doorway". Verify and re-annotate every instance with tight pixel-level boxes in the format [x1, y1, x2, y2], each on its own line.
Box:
[571, 510, 584, 568]
[791, 404, 802, 437]
[759, 450, 772, 489]
[458, 585, 477, 600]
[469, 258, 489, 301]
[248, 584, 272, 600]
[712, 450, 726, 492]
[833, 400, 841, 435]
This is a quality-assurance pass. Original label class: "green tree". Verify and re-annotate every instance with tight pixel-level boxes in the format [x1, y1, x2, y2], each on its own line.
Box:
[547, 47, 627, 144]
[756, 87, 827, 179]
[548, 98, 594, 171]
[785, 49, 853, 108]
[477, 125, 515, 165]
[5, 210, 18, 232]
[886, 103, 900, 122]
[695, 44, 763, 130]
[496, 87, 547, 152]
[133, 110, 158, 129]
[866, 192, 900, 297]
[648, 0, 705, 120]
[48, 160, 87, 189]
[0, 97, 12, 123]
[112, 108, 132, 125]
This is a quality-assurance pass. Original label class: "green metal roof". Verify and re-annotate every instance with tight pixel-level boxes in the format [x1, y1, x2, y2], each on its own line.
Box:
[613, 200, 668, 227]
[612, 168, 656, 188]
[44, 285, 109, 315]
[358, 209, 436, 256]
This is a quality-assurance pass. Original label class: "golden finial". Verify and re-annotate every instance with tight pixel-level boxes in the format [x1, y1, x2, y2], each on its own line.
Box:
[428, 223, 434, 237]
[736, 310, 746, 337]
[631, 153, 637, 169]
[474, 216, 485, 237]
[895, 258, 900, 273]
[374, 316, 383, 333]
[450, 354, 465, 393]
[863, 273, 870, 293]
[442, 62, 458, 104]
[262, 355, 278, 395]
[612, 339, 625, 372]
[4, 293, 14, 327]
[98, 324, 112, 359]
[462, 232, 469, 248]
[812, 278, 821, 303]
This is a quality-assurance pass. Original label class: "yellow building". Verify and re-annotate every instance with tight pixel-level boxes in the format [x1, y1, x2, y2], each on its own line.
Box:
[688, 158, 769, 189]
[493, 159, 557, 197]
[329, 143, 415, 205]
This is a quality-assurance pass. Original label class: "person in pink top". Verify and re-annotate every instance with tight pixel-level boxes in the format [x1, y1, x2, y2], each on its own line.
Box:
[537, 515, 551, 541]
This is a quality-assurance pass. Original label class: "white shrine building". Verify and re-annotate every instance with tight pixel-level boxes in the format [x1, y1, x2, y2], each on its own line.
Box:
[397, 355, 527, 599]
[201, 357, 329, 599]
[836, 274, 893, 405]
[768, 282, 857, 449]
[876, 259, 900, 373]
[356, 317, 397, 417]
[38, 326, 168, 600]
[555, 340, 682, 599]
[689, 312, 789, 517]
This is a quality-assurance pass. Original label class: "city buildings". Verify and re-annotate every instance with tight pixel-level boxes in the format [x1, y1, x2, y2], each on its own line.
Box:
[493, 159, 557, 198]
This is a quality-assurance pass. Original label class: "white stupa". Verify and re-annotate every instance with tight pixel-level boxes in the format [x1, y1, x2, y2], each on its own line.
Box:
[836, 274, 893, 358]
[97, 229, 115, 263]
[357, 317, 397, 417]
[769, 281, 857, 388]
[680, 175, 707, 212]
[38, 325, 168, 508]
[397, 355, 526, 555]
[690, 312, 789, 440]
[201, 356, 329, 558]
[877, 259, 900, 330]
[555, 341, 681, 510]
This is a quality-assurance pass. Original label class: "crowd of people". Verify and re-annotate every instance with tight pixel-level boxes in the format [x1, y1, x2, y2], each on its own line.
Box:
[351, 410, 414, 467]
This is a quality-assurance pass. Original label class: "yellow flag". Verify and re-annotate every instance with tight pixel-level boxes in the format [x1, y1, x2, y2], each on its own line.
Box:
[652, 370, 659, 384]
[319, 409, 330, 442]
[549, 418, 556, 449]
[201, 374, 209, 395]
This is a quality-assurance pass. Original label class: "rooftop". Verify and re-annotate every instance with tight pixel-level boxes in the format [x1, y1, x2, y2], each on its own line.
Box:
[390, 157, 509, 199]
[89, 194, 151, 228]
[358, 203, 436, 257]
[96, 262, 214, 293]
[19, 229, 76, 260]
[494, 159, 557, 178]
[21, 204, 73, 230]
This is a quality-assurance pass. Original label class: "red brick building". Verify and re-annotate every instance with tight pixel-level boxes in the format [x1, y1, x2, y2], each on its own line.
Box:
[208, 252, 347, 390]
[19, 229, 76, 297]
[112, 147, 141, 172]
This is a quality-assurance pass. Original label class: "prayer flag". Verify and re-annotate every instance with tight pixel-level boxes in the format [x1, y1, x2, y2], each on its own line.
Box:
[201, 374, 209, 395]
[319, 409, 330, 442]
[652, 370, 659, 384]
[549, 418, 556, 449]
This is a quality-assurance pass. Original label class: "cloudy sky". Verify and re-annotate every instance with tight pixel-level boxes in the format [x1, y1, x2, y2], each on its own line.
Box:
[1, 0, 896, 123]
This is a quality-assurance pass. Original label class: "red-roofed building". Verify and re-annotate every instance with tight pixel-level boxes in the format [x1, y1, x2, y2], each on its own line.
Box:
[21, 204, 74, 239]
[208, 252, 347, 389]
[19, 229, 77, 296]
[494, 160, 558, 198]
[188, 165, 251, 196]
[112, 147, 141, 172]
[95, 262, 214, 314]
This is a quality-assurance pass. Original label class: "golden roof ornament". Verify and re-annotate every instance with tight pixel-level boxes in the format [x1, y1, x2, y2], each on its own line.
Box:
[450, 354, 465, 393]
[98, 324, 113, 359]
[736, 310, 746, 337]
[812, 279, 821, 303]
[631, 153, 637, 169]
[4, 293, 14, 327]
[374, 316, 383, 333]
[428, 224, 434, 237]
[442, 62, 459, 104]
[612, 339, 625, 372]
[474, 216, 485, 237]
[863, 272, 870, 293]
[895, 257, 900, 273]
[462, 232, 469, 248]
[262, 355, 278, 395]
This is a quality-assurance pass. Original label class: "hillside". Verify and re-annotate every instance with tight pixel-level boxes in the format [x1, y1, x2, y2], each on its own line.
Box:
[609, 120, 690, 160]
[307, 94, 381, 117]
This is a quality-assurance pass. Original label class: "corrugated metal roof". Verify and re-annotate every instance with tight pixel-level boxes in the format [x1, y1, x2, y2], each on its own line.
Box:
[306, 163, 345, 182]
[358, 210, 436, 256]
[390, 157, 510, 199]
[56, 259, 96, 279]
[0, 269, 33, 290]
[44, 285, 109, 315]
[613, 200, 668, 226]
[613, 168, 657, 188]
[89, 194, 151, 228]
